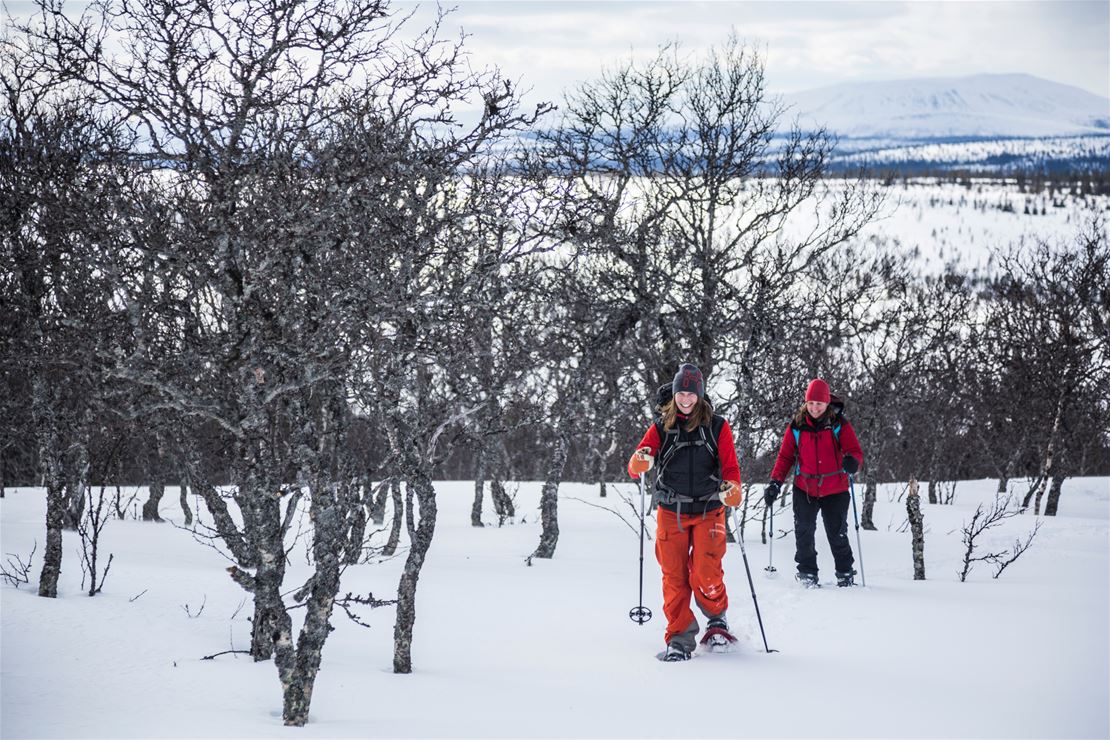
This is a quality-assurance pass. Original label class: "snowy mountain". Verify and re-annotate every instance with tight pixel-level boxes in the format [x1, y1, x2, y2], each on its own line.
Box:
[782, 73, 1110, 141]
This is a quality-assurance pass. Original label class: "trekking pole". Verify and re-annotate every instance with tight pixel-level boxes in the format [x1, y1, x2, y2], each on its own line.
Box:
[629, 473, 652, 625]
[764, 503, 777, 576]
[848, 474, 866, 587]
[730, 508, 778, 653]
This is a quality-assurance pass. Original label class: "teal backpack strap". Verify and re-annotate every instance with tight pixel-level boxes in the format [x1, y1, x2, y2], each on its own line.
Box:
[792, 426, 801, 476]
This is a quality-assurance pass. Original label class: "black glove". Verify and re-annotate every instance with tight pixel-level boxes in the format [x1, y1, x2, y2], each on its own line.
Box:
[842, 455, 860, 475]
[763, 480, 782, 506]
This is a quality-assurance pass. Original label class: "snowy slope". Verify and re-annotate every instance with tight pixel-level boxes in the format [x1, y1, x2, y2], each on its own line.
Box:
[783, 73, 1110, 140]
[2, 475, 1108, 739]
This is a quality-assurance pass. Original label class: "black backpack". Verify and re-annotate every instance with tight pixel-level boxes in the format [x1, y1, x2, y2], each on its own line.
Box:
[652, 384, 725, 502]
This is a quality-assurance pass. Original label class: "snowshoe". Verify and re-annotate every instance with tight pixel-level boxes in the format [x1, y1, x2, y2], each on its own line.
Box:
[656, 642, 692, 662]
[796, 571, 820, 588]
[700, 617, 738, 653]
[836, 570, 857, 587]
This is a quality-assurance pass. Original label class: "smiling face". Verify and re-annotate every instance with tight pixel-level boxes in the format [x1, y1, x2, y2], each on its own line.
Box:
[806, 399, 828, 418]
[675, 391, 699, 414]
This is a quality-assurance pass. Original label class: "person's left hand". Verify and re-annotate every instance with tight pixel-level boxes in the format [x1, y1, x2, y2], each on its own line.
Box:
[718, 480, 742, 507]
[842, 455, 860, 475]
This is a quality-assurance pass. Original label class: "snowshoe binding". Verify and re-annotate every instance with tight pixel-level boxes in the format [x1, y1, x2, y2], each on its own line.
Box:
[836, 570, 857, 587]
[700, 616, 738, 653]
[796, 571, 820, 588]
[657, 642, 692, 662]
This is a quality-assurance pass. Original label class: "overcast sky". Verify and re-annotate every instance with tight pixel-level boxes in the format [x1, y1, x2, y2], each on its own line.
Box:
[5, 0, 1107, 105]
[399, 0, 1109, 107]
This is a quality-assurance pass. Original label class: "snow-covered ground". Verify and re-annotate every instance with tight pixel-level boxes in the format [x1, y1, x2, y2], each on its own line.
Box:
[2, 476, 1107, 739]
[796, 178, 1109, 272]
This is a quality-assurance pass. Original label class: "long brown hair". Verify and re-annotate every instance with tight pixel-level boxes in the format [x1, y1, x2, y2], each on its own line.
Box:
[661, 397, 714, 432]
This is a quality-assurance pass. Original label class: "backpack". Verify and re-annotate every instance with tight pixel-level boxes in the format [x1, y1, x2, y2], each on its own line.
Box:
[653, 383, 725, 502]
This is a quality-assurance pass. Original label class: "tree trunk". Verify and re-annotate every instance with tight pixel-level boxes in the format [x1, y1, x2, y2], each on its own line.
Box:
[1033, 478, 1048, 515]
[471, 440, 486, 527]
[996, 476, 1008, 494]
[383, 478, 404, 557]
[280, 486, 342, 726]
[393, 469, 437, 674]
[113, 485, 127, 519]
[1032, 388, 1068, 516]
[1044, 475, 1065, 516]
[861, 477, 878, 531]
[906, 478, 925, 580]
[142, 481, 165, 522]
[344, 479, 367, 565]
[38, 477, 66, 598]
[62, 437, 90, 530]
[595, 440, 614, 498]
[404, 479, 416, 540]
[531, 429, 570, 560]
[1022, 477, 1044, 511]
[249, 492, 287, 662]
[927, 479, 938, 505]
[491, 479, 514, 525]
[369, 476, 389, 525]
[179, 481, 193, 526]
[35, 394, 66, 598]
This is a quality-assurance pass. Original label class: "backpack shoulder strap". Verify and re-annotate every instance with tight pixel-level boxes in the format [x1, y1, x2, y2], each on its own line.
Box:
[656, 420, 678, 465]
[791, 424, 801, 476]
[706, 414, 725, 460]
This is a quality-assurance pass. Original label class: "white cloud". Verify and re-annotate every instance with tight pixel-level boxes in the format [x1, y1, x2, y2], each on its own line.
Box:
[402, 0, 1108, 102]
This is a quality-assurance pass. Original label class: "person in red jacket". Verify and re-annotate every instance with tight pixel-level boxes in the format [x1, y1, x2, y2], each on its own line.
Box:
[628, 363, 742, 661]
[764, 378, 864, 588]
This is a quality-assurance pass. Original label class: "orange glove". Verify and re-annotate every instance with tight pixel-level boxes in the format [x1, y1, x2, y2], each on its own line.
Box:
[628, 447, 654, 477]
[718, 480, 742, 507]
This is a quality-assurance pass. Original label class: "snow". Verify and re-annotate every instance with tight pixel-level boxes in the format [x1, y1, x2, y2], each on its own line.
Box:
[779, 179, 1110, 273]
[782, 74, 1110, 140]
[3, 476, 1108, 738]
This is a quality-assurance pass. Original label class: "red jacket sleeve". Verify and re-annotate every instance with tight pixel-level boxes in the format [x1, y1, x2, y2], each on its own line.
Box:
[769, 424, 797, 484]
[628, 423, 662, 479]
[717, 419, 741, 486]
[839, 419, 864, 469]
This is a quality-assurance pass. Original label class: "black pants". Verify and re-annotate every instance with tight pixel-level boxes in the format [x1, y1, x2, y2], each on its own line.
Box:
[793, 488, 854, 575]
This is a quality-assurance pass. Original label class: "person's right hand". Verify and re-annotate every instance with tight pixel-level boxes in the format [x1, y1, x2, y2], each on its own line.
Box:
[629, 447, 654, 476]
[763, 480, 782, 507]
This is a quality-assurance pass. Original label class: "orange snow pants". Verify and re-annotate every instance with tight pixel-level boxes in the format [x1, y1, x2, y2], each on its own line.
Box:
[655, 506, 729, 647]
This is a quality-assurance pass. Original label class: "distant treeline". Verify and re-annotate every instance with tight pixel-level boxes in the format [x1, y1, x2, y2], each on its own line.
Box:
[830, 163, 1110, 186]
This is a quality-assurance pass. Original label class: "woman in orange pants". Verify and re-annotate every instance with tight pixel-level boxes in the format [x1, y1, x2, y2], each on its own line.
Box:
[629, 363, 742, 661]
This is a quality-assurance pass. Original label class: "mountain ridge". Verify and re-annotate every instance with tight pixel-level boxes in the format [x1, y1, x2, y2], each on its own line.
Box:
[781, 73, 1110, 140]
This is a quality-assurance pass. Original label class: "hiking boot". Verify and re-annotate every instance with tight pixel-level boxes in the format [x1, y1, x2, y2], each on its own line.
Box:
[796, 571, 820, 588]
[836, 570, 857, 587]
[660, 642, 692, 662]
[706, 615, 729, 633]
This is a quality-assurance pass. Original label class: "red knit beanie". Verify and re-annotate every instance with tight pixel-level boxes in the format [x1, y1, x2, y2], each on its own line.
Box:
[805, 378, 830, 403]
